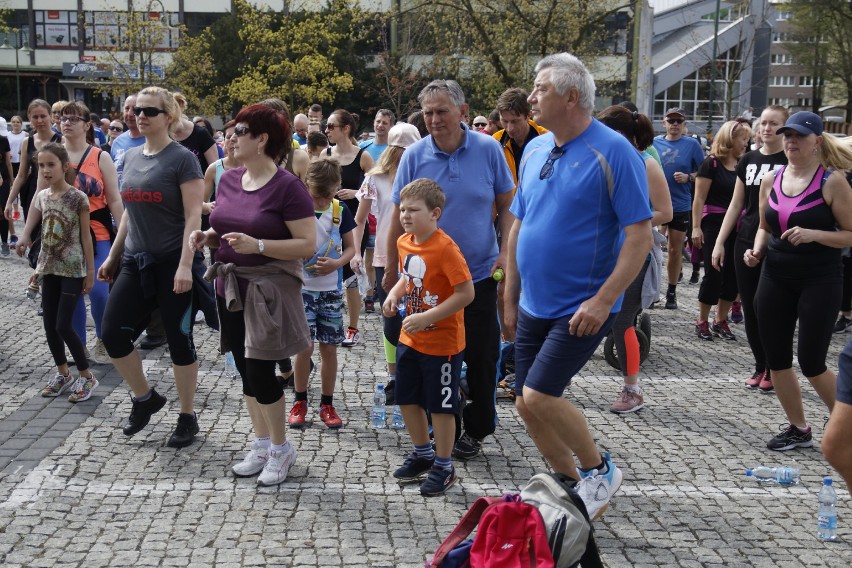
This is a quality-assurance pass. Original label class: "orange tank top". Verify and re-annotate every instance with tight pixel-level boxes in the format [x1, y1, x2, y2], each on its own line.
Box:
[71, 146, 109, 241]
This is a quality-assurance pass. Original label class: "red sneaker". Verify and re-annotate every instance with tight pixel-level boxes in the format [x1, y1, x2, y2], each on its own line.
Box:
[745, 370, 764, 389]
[319, 404, 343, 428]
[288, 400, 308, 427]
[759, 372, 774, 393]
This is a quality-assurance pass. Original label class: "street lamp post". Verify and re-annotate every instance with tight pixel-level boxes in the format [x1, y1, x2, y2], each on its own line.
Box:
[1, 31, 33, 114]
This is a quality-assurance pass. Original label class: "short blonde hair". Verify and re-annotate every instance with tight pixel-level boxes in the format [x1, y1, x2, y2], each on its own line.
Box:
[399, 178, 445, 212]
[137, 86, 181, 135]
[305, 157, 341, 199]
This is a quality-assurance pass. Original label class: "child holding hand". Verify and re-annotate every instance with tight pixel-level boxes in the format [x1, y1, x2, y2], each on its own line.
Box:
[17, 142, 96, 402]
[383, 178, 473, 496]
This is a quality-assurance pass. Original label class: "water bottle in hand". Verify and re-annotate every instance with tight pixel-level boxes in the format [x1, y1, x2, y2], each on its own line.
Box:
[371, 384, 386, 429]
[818, 476, 838, 541]
[745, 466, 800, 485]
[391, 405, 405, 429]
[223, 352, 238, 378]
[397, 296, 407, 318]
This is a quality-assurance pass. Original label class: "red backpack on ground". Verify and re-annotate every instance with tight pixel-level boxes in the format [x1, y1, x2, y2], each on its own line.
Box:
[426, 494, 555, 568]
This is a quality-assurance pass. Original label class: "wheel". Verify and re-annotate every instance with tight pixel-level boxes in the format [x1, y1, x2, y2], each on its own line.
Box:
[638, 312, 652, 344]
[604, 328, 650, 371]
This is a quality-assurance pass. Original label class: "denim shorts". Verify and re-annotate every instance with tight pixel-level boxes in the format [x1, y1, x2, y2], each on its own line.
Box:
[514, 308, 615, 397]
[303, 289, 344, 345]
[395, 344, 464, 414]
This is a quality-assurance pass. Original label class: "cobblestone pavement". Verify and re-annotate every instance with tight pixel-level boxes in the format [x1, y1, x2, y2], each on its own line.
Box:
[0, 252, 850, 567]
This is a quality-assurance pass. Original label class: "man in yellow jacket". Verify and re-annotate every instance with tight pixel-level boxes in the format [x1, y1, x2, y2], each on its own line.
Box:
[493, 87, 549, 191]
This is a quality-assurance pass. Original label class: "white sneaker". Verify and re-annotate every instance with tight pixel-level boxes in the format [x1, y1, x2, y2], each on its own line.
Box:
[576, 451, 623, 520]
[90, 338, 110, 365]
[257, 444, 297, 486]
[232, 443, 269, 477]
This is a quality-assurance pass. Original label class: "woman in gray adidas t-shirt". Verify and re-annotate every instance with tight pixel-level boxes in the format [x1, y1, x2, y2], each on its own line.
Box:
[97, 87, 204, 449]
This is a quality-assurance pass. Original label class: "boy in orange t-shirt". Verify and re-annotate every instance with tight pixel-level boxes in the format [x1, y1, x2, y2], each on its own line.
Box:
[383, 178, 474, 497]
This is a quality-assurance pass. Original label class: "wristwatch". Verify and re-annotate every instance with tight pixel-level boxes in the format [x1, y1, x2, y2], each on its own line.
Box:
[688, 173, 695, 182]
[257, 239, 265, 254]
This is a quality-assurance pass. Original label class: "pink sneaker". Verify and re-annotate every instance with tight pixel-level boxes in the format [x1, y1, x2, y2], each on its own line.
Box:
[745, 370, 764, 389]
[759, 372, 774, 393]
[610, 387, 644, 414]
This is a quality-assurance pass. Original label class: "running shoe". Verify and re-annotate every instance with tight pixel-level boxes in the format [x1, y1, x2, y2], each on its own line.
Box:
[767, 423, 812, 451]
[122, 389, 167, 436]
[695, 320, 713, 341]
[90, 338, 110, 365]
[288, 400, 308, 428]
[609, 387, 644, 413]
[730, 301, 744, 324]
[833, 315, 852, 334]
[576, 452, 623, 520]
[67, 373, 98, 403]
[758, 372, 774, 393]
[393, 452, 435, 481]
[232, 443, 269, 477]
[319, 404, 343, 428]
[257, 444, 297, 486]
[9, 235, 17, 246]
[420, 465, 458, 496]
[41, 372, 74, 397]
[167, 412, 199, 448]
[711, 319, 736, 340]
[745, 370, 764, 389]
[452, 432, 482, 460]
[689, 269, 700, 284]
[665, 290, 678, 310]
[0, 243, 9, 256]
[364, 297, 375, 313]
[341, 327, 361, 347]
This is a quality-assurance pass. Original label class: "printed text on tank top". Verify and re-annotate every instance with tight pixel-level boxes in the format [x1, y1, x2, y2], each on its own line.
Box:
[769, 165, 826, 234]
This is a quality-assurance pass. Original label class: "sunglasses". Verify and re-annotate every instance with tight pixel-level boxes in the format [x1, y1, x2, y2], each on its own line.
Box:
[233, 125, 251, 137]
[325, 124, 339, 130]
[473, 122, 487, 127]
[108, 126, 124, 132]
[59, 116, 86, 124]
[132, 106, 167, 117]
[666, 118, 685, 124]
[539, 146, 566, 180]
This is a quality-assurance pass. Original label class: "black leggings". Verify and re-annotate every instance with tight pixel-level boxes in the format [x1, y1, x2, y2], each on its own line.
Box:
[41, 275, 88, 372]
[460, 278, 500, 440]
[840, 255, 852, 313]
[734, 239, 767, 373]
[374, 266, 402, 347]
[101, 255, 197, 365]
[755, 272, 840, 377]
[0, 183, 10, 243]
[698, 214, 738, 306]
[612, 259, 649, 377]
[217, 295, 283, 405]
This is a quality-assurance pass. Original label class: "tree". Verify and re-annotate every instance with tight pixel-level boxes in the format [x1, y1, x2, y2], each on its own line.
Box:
[788, 0, 852, 121]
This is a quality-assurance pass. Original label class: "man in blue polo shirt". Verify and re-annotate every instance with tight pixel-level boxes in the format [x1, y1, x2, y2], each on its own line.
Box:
[503, 53, 652, 520]
[385, 79, 515, 460]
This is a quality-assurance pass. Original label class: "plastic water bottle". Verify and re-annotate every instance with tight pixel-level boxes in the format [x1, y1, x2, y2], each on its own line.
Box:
[745, 466, 801, 485]
[223, 352, 238, 378]
[371, 384, 386, 429]
[817, 476, 838, 541]
[391, 405, 405, 429]
[397, 296, 407, 318]
[25, 282, 39, 300]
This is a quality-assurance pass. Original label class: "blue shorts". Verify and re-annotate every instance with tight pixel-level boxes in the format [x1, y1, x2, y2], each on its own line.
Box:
[837, 337, 852, 405]
[514, 308, 616, 397]
[396, 344, 463, 414]
[366, 234, 376, 249]
[303, 289, 344, 345]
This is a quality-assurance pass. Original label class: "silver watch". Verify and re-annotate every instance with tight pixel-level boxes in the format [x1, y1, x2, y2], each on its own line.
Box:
[257, 239, 265, 254]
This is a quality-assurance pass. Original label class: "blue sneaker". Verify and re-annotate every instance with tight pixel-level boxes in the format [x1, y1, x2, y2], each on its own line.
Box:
[393, 453, 434, 481]
[576, 451, 623, 520]
[420, 465, 458, 496]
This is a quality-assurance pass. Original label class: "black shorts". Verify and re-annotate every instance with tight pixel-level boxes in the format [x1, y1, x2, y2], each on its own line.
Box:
[395, 344, 463, 414]
[665, 211, 690, 233]
[837, 338, 852, 405]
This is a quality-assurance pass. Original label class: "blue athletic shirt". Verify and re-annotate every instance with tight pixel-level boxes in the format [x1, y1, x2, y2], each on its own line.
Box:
[652, 135, 704, 213]
[510, 119, 652, 319]
[393, 122, 514, 282]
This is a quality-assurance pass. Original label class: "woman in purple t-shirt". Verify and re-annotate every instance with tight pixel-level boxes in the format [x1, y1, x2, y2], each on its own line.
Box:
[190, 104, 315, 487]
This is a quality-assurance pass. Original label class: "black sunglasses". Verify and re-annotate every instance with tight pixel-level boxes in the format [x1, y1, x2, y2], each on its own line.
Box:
[473, 122, 487, 127]
[539, 146, 566, 180]
[108, 126, 123, 132]
[666, 118, 685, 124]
[233, 125, 251, 137]
[132, 106, 167, 117]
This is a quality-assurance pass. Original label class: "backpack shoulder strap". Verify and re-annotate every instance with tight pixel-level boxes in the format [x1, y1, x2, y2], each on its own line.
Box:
[427, 496, 502, 568]
[331, 198, 342, 227]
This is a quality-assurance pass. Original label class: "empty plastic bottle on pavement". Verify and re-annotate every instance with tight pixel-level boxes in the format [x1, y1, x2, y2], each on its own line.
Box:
[817, 476, 838, 541]
[745, 466, 800, 485]
[391, 405, 405, 429]
[223, 352, 238, 378]
[371, 384, 387, 429]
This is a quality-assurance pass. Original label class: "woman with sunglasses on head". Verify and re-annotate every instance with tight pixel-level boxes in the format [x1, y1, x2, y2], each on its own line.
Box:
[60, 101, 123, 368]
[97, 87, 205, 449]
[190, 104, 315, 486]
[711, 106, 789, 392]
[744, 112, 852, 452]
[597, 106, 672, 413]
[690, 119, 752, 342]
[325, 109, 374, 347]
[5, 99, 63, 223]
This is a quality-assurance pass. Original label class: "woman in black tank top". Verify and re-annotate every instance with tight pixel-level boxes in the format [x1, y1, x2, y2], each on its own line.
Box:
[324, 109, 374, 346]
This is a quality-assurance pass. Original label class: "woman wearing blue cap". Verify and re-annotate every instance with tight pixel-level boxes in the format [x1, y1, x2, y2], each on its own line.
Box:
[744, 111, 852, 452]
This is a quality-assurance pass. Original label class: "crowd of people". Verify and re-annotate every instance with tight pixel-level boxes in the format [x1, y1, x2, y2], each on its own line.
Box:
[3, 51, 852, 518]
